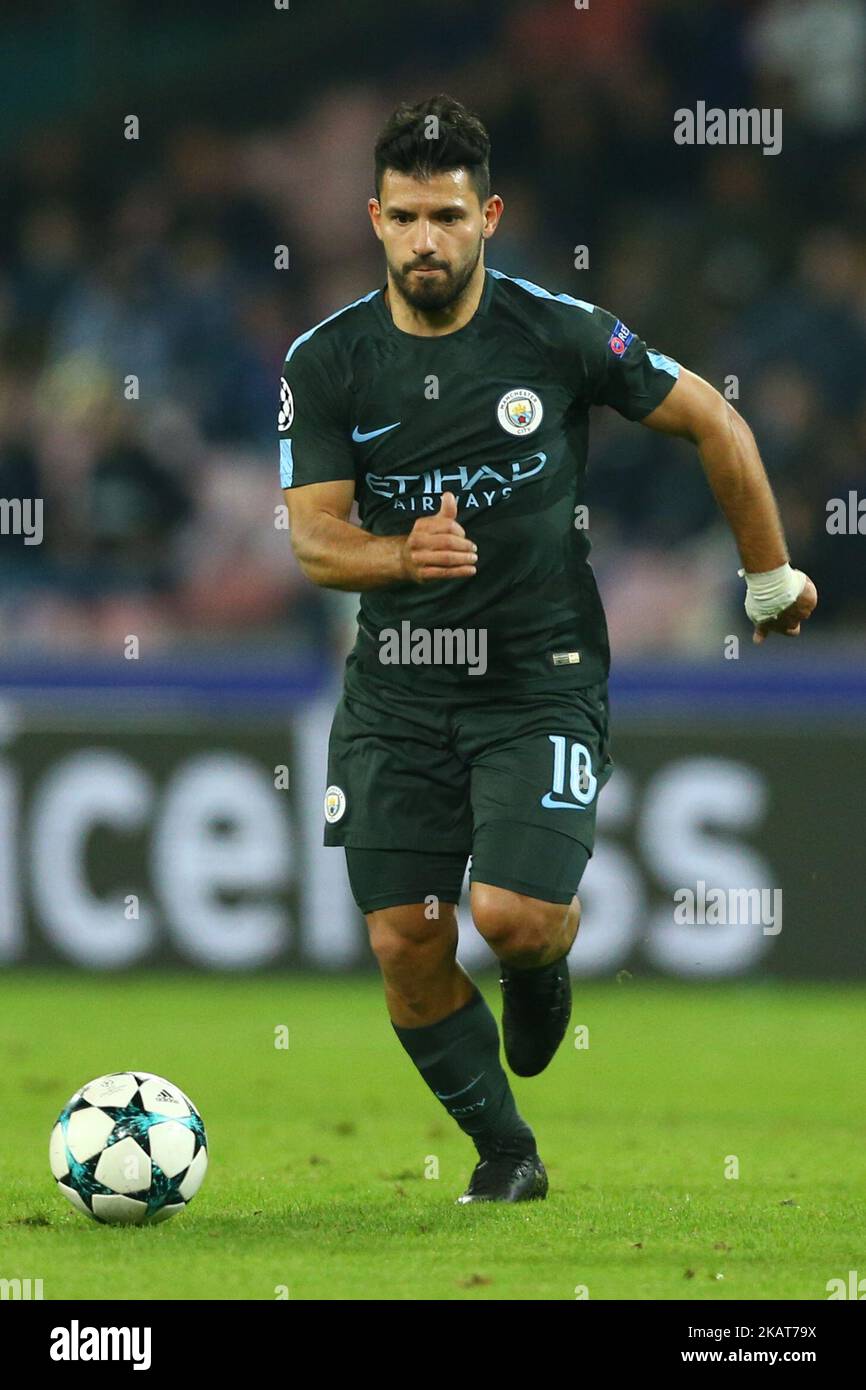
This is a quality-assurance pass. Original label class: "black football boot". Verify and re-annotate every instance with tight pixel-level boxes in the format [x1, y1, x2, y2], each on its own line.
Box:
[499, 953, 572, 1077]
[456, 1147, 548, 1204]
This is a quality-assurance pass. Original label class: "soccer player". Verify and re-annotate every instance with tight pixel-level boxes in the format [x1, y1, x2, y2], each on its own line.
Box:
[279, 96, 817, 1203]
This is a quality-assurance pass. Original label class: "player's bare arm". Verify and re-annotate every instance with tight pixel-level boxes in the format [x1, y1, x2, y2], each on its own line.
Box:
[640, 367, 818, 644]
[285, 482, 477, 589]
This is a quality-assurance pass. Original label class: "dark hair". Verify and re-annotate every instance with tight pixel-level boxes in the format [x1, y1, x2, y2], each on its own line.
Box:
[374, 95, 491, 203]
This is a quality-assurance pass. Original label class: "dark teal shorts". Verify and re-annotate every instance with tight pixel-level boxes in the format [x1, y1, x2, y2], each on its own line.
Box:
[344, 832, 591, 915]
[324, 656, 613, 911]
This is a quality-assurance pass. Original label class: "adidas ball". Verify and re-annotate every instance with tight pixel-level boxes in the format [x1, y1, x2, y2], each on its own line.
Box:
[49, 1072, 208, 1225]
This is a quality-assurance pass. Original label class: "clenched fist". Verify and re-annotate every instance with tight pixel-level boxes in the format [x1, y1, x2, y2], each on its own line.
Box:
[752, 574, 818, 644]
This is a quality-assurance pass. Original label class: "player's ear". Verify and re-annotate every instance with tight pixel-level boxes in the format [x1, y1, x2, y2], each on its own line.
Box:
[368, 198, 383, 240]
[482, 194, 503, 237]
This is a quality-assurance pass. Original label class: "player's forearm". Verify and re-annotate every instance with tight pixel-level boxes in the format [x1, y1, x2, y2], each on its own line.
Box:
[292, 511, 406, 591]
[695, 403, 788, 573]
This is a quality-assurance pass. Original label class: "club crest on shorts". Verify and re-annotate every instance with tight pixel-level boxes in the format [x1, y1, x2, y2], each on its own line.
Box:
[497, 388, 543, 436]
[324, 785, 346, 823]
[278, 377, 294, 431]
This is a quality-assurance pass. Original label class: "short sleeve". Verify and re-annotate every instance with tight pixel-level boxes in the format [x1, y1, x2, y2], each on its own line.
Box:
[580, 305, 681, 421]
[277, 342, 355, 489]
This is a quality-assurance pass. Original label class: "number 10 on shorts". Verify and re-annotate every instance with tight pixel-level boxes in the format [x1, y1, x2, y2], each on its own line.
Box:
[541, 735, 597, 810]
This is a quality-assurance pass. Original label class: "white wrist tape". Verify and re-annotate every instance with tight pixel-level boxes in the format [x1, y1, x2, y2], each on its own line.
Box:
[738, 562, 807, 624]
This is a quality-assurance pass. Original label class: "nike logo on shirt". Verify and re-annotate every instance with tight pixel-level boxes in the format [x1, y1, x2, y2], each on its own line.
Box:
[352, 422, 400, 443]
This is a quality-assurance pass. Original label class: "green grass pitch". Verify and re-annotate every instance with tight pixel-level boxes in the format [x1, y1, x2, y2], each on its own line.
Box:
[1, 971, 863, 1301]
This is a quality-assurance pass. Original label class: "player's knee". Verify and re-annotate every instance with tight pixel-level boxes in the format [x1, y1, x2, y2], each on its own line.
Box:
[365, 903, 457, 974]
[471, 885, 570, 963]
[567, 893, 582, 936]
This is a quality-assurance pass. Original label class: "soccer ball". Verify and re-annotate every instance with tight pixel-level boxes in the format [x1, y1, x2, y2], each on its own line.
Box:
[49, 1071, 208, 1225]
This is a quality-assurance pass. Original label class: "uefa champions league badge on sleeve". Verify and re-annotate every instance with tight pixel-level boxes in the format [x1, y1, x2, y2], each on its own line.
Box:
[278, 377, 294, 431]
[497, 388, 543, 436]
[608, 321, 635, 357]
[324, 785, 346, 823]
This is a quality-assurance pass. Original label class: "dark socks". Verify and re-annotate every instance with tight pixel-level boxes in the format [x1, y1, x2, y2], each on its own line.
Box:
[392, 987, 536, 1159]
[500, 951, 571, 987]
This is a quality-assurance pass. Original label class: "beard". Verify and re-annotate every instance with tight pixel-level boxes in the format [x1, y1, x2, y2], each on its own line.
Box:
[389, 236, 483, 312]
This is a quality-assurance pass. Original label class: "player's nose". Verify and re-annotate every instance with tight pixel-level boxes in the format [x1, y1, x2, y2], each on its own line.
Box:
[412, 221, 437, 254]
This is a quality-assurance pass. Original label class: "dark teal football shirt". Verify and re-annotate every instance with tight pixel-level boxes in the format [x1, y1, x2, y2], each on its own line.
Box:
[278, 268, 680, 692]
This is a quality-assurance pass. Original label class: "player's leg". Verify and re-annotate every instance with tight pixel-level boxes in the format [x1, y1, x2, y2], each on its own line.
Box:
[325, 673, 543, 1201]
[458, 680, 612, 1079]
[473, 882, 582, 1074]
[471, 881, 582, 970]
[469, 829, 587, 1078]
[345, 848, 539, 1176]
[362, 892, 474, 1028]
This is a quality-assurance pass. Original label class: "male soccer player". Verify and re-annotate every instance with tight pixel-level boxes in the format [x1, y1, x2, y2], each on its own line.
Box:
[279, 96, 817, 1204]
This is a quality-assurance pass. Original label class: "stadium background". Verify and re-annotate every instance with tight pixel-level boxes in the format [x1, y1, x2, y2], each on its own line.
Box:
[0, 0, 864, 976]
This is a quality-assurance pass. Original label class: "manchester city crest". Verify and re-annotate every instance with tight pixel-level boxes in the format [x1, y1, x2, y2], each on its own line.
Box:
[496, 388, 543, 436]
[324, 785, 346, 823]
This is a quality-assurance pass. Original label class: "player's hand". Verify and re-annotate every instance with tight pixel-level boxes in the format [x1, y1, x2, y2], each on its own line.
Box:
[400, 491, 477, 583]
[752, 574, 817, 644]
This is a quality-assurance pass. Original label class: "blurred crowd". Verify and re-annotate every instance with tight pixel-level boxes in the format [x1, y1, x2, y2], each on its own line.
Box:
[0, 0, 864, 663]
